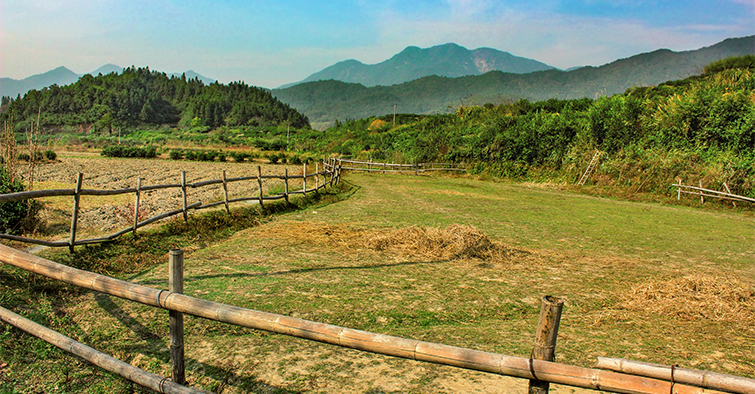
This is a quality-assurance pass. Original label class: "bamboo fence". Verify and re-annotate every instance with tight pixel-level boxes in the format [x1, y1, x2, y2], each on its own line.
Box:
[673, 182, 755, 205]
[0, 244, 749, 394]
[0, 160, 341, 251]
[336, 158, 465, 174]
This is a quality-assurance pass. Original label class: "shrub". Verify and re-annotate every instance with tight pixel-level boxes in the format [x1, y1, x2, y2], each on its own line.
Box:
[0, 166, 38, 234]
[169, 150, 183, 160]
[43, 150, 57, 161]
[16, 153, 30, 161]
[267, 154, 279, 164]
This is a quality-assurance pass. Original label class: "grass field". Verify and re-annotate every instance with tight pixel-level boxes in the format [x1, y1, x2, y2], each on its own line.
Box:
[1, 171, 753, 393]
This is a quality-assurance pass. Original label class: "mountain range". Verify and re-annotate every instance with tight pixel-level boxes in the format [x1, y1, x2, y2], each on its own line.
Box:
[0, 65, 216, 99]
[280, 43, 555, 88]
[272, 36, 755, 126]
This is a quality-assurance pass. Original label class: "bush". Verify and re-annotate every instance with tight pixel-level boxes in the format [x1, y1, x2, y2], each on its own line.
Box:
[44, 150, 57, 161]
[16, 153, 30, 161]
[267, 154, 279, 164]
[169, 150, 184, 160]
[0, 166, 38, 234]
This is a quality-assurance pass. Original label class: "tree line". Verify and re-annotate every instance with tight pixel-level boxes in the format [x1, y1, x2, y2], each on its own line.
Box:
[1, 66, 310, 133]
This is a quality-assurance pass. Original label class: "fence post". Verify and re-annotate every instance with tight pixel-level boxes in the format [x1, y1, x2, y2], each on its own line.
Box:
[699, 180, 704, 204]
[257, 166, 264, 208]
[315, 163, 320, 192]
[133, 178, 141, 236]
[284, 168, 289, 203]
[723, 182, 736, 208]
[181, 171, 188, 222]
[169, 249, 185, 385]
[68, 173, 84, 254]
[303, 163, 307, 196]
[677, 178, 681, 201]
[528, 295, 564, 394]
[222, 171, 230, 214]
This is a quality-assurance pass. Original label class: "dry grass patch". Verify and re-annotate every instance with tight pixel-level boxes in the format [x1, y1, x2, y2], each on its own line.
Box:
[618, 274, 755, 322]
[266, 221, 520, 263]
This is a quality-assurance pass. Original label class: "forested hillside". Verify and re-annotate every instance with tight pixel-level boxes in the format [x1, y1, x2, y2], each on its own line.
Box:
[290, 56, 755, 198]
[1, 66, 310, 132]
[273, 36, 755, 126]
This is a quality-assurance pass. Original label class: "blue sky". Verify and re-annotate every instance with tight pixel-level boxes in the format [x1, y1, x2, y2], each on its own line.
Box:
[1, 0, 753, 88]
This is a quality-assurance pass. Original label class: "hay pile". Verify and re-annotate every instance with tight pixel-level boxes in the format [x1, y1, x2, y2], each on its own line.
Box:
[363, 224, 503, 261]
[619, 274, 755, 322]
[267, 222, 512, 262]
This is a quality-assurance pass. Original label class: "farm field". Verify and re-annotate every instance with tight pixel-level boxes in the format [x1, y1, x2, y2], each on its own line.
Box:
[1, 161, 754, 393]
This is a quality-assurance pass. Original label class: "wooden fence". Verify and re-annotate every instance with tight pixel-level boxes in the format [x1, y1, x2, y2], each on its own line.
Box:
[336, 158, 465, 174]
[1, 244, 753, 394]
[673, 181, 755, 206]
[0, 160, 341, 252]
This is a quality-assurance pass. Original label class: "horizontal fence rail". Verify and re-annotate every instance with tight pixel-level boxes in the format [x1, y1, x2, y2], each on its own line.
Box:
[336, 158, 465, 173]
[0, 161, 341, 251]
[0, 305, 209, 394]
[673, 182, 755, 204]
[0, 244, 746, 394]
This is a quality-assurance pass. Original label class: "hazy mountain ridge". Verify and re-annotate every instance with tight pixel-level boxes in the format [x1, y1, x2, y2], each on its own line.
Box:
[0, 66, 216, 99]
[273, 36, 755, 126]
[285, 43, 555, 88]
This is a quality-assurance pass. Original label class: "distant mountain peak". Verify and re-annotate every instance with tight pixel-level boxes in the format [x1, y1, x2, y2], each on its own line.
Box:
[284, 43, 555, 88]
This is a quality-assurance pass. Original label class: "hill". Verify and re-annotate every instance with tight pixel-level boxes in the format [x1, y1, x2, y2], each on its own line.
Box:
[273, 36, 755, 126]
[0, 65, 216, 99]
[282, 43, 554, 88]
[1, 66, 308, 131]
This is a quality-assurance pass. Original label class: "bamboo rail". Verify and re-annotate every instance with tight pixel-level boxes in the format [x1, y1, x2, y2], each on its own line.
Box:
[336, 158, 465, 173]
[597, 358, 755, 394]
[0, 305, 209, 394]
[673, 182, 755, 204]
[0, 162, 340, 249]
[0, 244, 735, 394]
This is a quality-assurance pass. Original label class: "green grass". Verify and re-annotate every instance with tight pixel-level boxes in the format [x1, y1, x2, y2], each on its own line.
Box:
[1, 173, 753, 393]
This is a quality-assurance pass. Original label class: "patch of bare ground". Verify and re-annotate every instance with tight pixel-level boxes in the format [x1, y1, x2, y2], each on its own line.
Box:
[30, 156, 301, 236]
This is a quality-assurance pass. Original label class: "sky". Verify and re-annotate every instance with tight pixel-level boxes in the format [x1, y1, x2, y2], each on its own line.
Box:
[1, 0, 753, 89]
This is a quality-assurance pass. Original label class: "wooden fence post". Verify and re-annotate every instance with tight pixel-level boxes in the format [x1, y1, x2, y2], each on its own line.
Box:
[68, 173, 83, 253]
[284, 168, 289, 203]
[222, 171, 230, 214]
[169, 249, 185, 385]
[133, 178, 141, 235]
[257, 166, 264, 208]
[528, 295, 564, 394]
[699, 180, 704, 204]
[315, 163, 320, 192]
[181, 171, 188, 222]
[303, 163, 307, 196]
[677, 178, 681, 201]
[723, 182, 736, 208]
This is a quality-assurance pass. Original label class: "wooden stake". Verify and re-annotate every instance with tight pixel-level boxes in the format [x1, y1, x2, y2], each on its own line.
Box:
[257, 166, 263, 208]
[303, 163, 307, 196]
[169, 249, 185, 385]
[699, 180, 704, 204]
[222, 170, 230, 213]
[315, 163, 320, 192]
[677, 178, 681, 201]
[133, 178, 141, 235]
[284, 168, 289, 203]
[529, 295, 564, 394]
[181, 171, 188, 222]
[68, 173, 83, 254]
[723, 182, 736, 208]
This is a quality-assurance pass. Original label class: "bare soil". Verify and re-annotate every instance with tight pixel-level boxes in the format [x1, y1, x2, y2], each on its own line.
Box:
[29, 156, 302, 235]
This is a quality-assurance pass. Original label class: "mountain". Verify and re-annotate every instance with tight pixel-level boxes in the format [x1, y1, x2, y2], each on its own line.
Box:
[89, 64, 123, 76]
[282, 43, 555, 88]
[0, 66, 80, 99]
[273, 36, 755, 126]
[1, 65, 216, 99]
